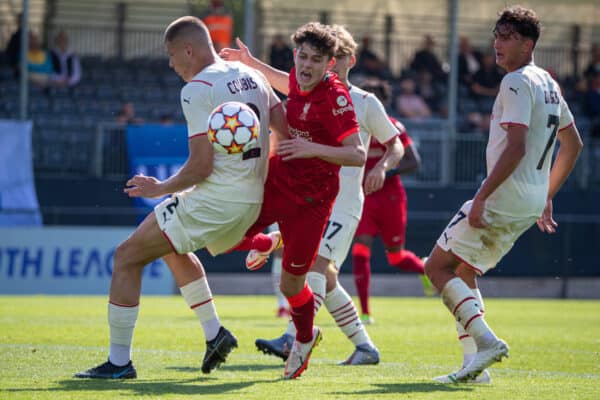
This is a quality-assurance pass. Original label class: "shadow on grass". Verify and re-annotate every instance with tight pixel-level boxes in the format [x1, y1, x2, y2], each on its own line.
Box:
[166, 363, 281, 373]
[3, 376, 278, 396]
[330, 382, 474, 395]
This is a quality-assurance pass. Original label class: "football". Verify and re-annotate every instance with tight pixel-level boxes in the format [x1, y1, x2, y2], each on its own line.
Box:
[207, 102, 260, 154]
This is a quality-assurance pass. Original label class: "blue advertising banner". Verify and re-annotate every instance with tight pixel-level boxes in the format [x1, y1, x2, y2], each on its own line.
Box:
[126, 124, 188, 213]
[0, 119, 42, 226]
[0, 226, 175, 294]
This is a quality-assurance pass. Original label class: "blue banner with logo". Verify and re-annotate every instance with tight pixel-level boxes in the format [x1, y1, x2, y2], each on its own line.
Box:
[0, 119, 42, 226]
[126, 124, 188, 215]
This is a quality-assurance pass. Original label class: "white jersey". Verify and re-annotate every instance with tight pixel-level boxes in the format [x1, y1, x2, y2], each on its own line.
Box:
[181, 61, 280, 203]
[485, 63, 574, 218]
[335, 85, 399, 218]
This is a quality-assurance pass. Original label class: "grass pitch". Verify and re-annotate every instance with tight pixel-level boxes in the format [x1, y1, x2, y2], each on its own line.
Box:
[0, 295, 598, 399]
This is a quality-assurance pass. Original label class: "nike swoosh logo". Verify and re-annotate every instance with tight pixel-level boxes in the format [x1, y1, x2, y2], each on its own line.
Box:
[112, 367, 131, 378]
[290, 262, 306, 268]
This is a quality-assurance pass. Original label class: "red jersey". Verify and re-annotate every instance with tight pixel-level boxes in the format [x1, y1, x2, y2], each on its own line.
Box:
[270, 68, 359, 205]
[364, 116, 412, 185]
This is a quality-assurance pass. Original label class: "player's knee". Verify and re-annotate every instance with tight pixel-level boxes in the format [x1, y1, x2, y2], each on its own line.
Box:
[352, 242, 371, 259]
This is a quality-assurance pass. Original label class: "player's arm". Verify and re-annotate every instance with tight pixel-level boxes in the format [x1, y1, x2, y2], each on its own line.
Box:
[268, 102, 290, 155]
[387, 142, 421, 176]
[470, 124, 527, 228]
[277, 132, 366, 166]
[537, 123, 583, 233]
[124, 137, 212, 198]
[220, 38, 290, 95]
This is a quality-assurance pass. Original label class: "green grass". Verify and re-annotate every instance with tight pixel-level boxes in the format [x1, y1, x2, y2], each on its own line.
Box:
[0, 295, 599, 399]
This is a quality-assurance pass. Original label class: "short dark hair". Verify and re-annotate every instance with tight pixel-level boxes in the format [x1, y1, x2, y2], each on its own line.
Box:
[291, 22, 338, 59]
[494, 6, 541, 48]
[164, 16, 209, 43]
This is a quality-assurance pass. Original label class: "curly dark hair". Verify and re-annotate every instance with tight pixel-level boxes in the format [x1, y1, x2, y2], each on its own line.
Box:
[494, 6, 541, 48]
[291, 22, 338, 59]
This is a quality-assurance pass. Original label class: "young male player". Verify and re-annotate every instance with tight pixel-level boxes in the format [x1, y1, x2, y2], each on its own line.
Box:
[74, 16, 287, 379]
[425, 6, 583, 383]
[221, 22, 366, 379]
[351, 78, 432, 325]
[236, 25, 404, 366]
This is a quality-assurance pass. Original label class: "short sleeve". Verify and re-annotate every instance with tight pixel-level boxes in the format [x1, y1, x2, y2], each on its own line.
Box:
[499, 73, 532, 129]
[181, 82, 213, 138]
[364, 94, 397, 145]
[558, 97, 575, 132]
[326, 83, 359, 143]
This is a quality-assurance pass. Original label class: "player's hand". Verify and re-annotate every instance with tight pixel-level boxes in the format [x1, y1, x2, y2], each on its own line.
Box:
[124, 174, 164, 198]
[277, 137, 316, 160]
[219, 37, 252, 65]
[536, 199, 558, 234]
[468, 196, 488, 229]
[364, 166, 385, 195]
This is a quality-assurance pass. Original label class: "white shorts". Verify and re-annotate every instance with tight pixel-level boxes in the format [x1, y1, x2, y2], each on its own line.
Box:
[436, 200, 537, 275]
[155, 190, 261, 256]
[318, 206, 360, 268]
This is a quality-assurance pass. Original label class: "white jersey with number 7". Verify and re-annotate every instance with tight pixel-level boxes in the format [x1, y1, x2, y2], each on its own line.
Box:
[485, 63, 574, 218]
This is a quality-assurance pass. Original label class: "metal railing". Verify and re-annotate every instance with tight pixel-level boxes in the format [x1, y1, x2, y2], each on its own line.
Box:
[32, 119, 600, 190]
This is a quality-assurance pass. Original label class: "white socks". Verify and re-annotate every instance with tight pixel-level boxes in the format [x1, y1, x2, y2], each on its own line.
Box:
[108, 303, 139, 366]
[284, 272, 326, 337]
[456, 288, 484, 366]
[271, 255, 288, 309]
[180, 278, 221, 341]
[324, 283, 373, 348]
[442, 278, 497, 349]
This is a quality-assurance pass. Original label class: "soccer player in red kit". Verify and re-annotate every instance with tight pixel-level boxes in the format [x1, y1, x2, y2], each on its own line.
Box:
[351, 79, 433, 324]
[221, 23, 365, 379]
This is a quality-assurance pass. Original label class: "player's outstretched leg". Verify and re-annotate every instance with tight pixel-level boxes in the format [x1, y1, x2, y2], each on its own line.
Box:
[283, 327, 323, 379]
[246, 231, 283, 270]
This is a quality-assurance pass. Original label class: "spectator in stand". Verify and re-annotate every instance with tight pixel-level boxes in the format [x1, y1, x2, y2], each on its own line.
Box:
[583, 71, 600, 138]
[410, 34, 445, 82]
[27, 32, 57, 88]
[269, 33, 293, 72]
[458, 36, 482, 86]
[5, 13, 24, 78]
[584, 43, 600, 79]
[468, 53, 504, 133]
[414, 69, 446, 116]
[200, 0, 233, 52]
[354, 36, 391, 80]
[116, 102, 144, 125]
[395, 77, 432, 120]
[50, 30, 82, 87]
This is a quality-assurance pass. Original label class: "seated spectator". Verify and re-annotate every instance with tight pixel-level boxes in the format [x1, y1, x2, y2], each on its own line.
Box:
[50, 30, 82, 87]
[415, 69, 446, 116]
[5, 13, 23, 78]
[116, 102, 144, 125]
[353, 36, 391, 80]
[458, 36, 481, 85]
[584, 43, 600, 80]
[470, 53, 503, 106]
[583, 71, 600, 138]
[395, 78, 432, 120]
[410, 34, 445, 82]
[269, 33, 293, 72]
[27, 32, 57, 88]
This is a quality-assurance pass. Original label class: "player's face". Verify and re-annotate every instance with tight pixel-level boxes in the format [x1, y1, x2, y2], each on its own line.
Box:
[166, 39, 194, 82]
[493, 24, 532, 72]
[330, 52, 355, 81]
[294, 43, 334, 91]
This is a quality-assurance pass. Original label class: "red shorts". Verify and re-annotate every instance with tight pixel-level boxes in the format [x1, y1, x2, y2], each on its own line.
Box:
[355, 178, 407, 248]
[246, 167, 334, 276]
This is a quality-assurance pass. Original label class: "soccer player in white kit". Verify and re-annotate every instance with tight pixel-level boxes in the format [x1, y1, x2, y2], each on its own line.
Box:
[425, 6, 583, 383]
[220, 26, 404, 365]
[75, 16, 287, 379]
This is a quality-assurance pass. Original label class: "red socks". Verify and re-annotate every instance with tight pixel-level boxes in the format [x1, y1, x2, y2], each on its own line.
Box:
[352, 243, 371, 315]
[387, 250, 425, 274]
[286, 283, 315, 343]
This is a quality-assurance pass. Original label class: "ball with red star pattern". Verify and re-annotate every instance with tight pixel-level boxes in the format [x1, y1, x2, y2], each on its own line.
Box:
[207, 102, 260, 154]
